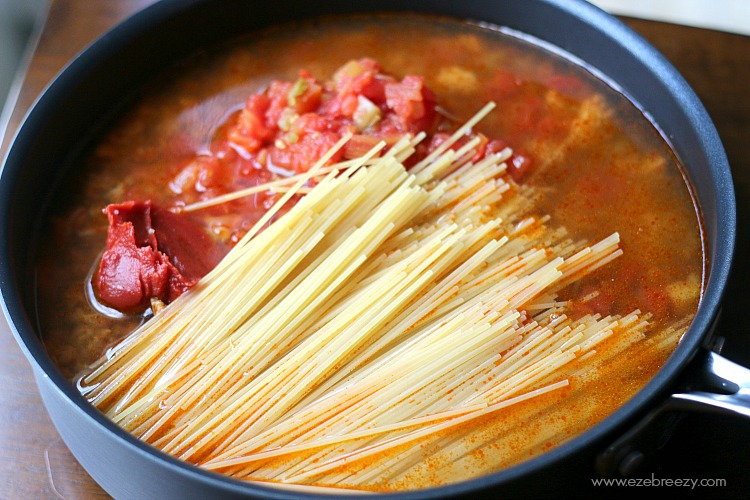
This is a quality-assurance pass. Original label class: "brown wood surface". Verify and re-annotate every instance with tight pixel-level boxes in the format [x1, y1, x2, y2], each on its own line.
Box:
[0, 1, 748, 498]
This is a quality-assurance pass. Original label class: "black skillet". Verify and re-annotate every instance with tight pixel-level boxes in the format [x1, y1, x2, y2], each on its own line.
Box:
[0, 0, 744, 498]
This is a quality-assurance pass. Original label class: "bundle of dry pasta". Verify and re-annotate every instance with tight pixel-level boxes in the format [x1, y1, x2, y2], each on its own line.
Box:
[79, 104, 653, 491]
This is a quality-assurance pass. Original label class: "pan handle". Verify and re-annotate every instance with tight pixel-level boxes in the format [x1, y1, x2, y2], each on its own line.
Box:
[596, 346, 750, 477]
[669, 350, 750, 418]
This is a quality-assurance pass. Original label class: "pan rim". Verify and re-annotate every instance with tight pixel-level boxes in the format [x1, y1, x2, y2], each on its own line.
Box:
[0, 0, 736, 497]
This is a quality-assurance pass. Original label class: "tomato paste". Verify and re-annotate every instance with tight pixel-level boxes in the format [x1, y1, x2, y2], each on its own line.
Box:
[94, 201, 221, 312]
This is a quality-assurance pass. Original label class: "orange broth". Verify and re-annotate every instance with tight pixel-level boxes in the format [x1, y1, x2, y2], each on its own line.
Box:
[34, 13, 704, 490]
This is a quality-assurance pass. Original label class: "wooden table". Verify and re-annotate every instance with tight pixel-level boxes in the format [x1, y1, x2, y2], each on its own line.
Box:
[1, 1, 749, 498]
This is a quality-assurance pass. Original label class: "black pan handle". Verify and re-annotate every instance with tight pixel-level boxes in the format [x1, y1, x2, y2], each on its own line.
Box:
[669, 350, 750, 418]
[596, 344, 749, 477]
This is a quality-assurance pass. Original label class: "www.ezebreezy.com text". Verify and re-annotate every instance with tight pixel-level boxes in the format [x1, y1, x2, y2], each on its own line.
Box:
[592, 473, 726, 489]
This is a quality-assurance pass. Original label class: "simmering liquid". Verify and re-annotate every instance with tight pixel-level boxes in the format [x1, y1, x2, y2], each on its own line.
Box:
[35, 14, 704, 490]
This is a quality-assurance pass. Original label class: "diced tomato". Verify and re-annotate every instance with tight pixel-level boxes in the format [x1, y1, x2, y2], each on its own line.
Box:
[485, 139, 509, 155]
[486, 70, 522, 99]
[426, 133, 499, 164]
[245, 93, 271, 116]
[425, 132, 451, 155]
[320, 91, 360, 119]
[344, 134, 383, 160]
[469, 133, 490, 162]
[229, 94, 272, 151]
[426, 132, 483, 159]
[385, 76, 427, 119]
[323, 60, 383, 119]
[637, 285, 671, 319]
[507, 152, 534, 182]
[269, 132, 345, 173]
[332, 58, 381, 94]
[360, 74, 391, 104]
[288, 77, 323, 114]
[291, 113, 337, 135]
[265, 80, 294, 127]
[194, 156, 227, 192]
[571, 284, 616, 317]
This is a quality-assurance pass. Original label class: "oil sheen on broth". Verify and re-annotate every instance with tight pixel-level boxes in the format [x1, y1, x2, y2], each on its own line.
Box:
[35, 14, 704, 489]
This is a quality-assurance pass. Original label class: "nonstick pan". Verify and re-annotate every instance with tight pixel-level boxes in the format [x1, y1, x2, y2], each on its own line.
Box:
[0, 0, 744, 498]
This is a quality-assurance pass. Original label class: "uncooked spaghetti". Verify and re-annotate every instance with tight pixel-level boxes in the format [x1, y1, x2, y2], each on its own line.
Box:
[76, 104, 681, 492]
